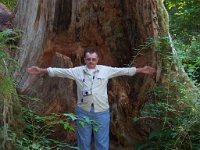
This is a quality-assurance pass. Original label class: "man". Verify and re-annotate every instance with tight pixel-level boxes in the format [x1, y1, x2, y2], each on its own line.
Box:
[27, 50, 155, 150]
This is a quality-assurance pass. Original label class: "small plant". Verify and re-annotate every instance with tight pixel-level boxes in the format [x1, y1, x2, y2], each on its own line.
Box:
[16, 95, 79, 150]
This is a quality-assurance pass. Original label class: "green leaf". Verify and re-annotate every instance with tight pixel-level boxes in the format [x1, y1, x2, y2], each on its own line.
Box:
[64, 113, 77, 121]
[79, 121, 85, 127]
[31, 143, 40, 149]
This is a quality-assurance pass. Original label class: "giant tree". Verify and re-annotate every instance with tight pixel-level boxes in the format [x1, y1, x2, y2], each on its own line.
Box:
[13, 0, 198, 149]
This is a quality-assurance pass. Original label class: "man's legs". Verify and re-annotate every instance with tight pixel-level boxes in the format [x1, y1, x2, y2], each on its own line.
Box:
[76, 107, 92, 150]
[93, 110, 110, 150]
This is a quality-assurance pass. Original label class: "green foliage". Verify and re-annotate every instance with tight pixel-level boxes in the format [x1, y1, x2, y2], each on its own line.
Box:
[174, 38, 200, 83]
[0, 0, 17, 11]
[165, 0, 200, 43]
[17, 96, 99, 149]
[16, 96, 79, 150]
[164, 0, 200, 83]
[135, 84, 200, 150]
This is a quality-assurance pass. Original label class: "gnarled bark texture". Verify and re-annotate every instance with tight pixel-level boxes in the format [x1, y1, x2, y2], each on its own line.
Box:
[14, 0, 172, 148]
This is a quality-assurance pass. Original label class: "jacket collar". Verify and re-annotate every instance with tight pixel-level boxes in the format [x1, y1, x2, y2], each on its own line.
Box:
[83, 65, 100, 73]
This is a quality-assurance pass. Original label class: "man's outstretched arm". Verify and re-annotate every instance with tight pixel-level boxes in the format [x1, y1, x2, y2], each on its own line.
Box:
[27, 66, 77, 80]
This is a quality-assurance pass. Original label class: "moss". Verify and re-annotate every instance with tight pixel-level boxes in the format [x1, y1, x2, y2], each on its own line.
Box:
[157, 0, 170, 36]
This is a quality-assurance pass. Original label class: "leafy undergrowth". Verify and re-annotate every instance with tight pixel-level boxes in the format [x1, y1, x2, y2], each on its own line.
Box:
[17, 95, 79, 150]
[134, 36, 200, 150]
[135, 84, 200, 150]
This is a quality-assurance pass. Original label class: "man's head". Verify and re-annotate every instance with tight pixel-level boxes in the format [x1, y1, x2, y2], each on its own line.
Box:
[84, 50, 99, 69]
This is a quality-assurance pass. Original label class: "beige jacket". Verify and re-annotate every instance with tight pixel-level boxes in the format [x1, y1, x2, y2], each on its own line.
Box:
[47, 65, 136, 112]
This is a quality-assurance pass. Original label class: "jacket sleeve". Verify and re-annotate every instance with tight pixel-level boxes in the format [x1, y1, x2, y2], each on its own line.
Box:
[107, 67, 137, 79]
[47, 67, 77, 80]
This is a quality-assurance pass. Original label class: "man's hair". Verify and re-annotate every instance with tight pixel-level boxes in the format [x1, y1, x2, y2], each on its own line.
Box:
[84, 49, 98, 57]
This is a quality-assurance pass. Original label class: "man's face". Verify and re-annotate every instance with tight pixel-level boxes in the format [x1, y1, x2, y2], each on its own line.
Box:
[84, 52, 99, 69]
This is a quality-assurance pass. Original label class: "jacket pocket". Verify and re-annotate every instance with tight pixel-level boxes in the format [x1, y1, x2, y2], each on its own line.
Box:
[94, 75, 107, 87]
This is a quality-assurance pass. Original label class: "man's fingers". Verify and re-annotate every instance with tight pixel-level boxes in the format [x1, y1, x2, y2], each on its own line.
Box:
[145, 66, 156, 74]
[27, 66, 40, 74]
[27, 67, 33, 73]
[150, 67, 156, 73]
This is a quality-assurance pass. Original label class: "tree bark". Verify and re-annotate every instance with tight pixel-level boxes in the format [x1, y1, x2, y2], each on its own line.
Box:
[14, 0, 187, 148]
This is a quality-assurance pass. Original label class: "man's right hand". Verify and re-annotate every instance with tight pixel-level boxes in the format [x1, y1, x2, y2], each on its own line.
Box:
[27, 66, 47, 74]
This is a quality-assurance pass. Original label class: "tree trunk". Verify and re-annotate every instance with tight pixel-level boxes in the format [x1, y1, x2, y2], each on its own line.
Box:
[14, 0, 187, 148]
